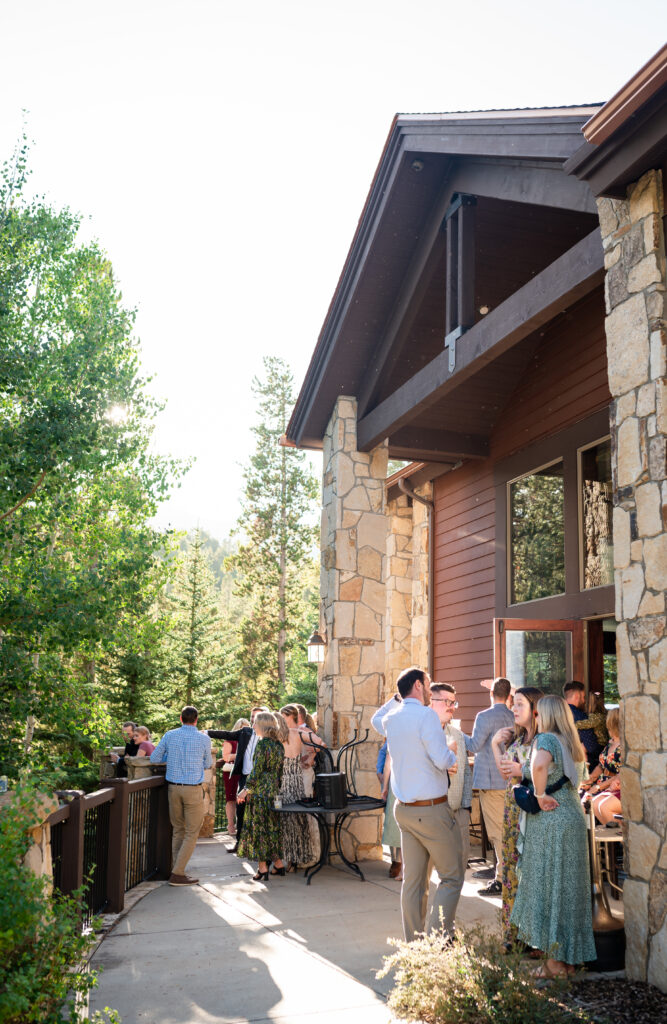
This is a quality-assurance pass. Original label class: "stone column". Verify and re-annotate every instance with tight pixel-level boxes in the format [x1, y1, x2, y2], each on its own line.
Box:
[599, 168, 667, 990]
[385, 494, 415, 694]
[319, 396, 387, 859]
[411, 484, 432, 670]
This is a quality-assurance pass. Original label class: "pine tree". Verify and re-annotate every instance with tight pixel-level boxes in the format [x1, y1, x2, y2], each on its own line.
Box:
[166, 529, 226, 717]
[228, 357, 319, 706]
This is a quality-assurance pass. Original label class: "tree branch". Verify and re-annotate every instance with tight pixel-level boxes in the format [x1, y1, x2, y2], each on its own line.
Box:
[0, 469, 48, 523]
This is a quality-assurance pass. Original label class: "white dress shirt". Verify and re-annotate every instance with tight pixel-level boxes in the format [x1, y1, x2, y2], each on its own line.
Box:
[371, 696, 456, 803]
[242, 731, 259, 776]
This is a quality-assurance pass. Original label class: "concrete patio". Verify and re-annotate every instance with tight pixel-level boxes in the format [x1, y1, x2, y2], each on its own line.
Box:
[90, 836, 500, 1024]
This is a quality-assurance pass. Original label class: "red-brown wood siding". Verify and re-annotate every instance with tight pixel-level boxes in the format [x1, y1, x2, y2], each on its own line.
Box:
[432, 288, 610, 730]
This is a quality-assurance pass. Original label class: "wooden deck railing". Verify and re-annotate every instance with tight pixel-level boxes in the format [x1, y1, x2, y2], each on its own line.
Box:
[48, 776, 171, 925]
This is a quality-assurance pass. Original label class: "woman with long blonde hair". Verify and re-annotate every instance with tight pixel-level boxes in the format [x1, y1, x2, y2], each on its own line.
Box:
[510, 694, 596, 976]
[237, 712, 285, 881]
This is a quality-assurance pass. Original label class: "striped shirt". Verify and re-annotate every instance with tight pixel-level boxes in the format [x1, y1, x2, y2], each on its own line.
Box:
[150, 725, 213, 784]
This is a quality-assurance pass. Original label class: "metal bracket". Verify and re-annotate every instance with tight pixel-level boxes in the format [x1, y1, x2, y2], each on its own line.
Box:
[444, 325, 463, 372]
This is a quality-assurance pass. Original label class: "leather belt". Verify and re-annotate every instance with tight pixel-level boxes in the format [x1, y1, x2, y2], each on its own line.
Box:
[399, 795, 448, 807]
[169, 782, 203, 787]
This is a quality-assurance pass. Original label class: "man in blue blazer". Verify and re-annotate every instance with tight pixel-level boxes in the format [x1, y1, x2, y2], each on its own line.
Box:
[465, 678, 514, 896]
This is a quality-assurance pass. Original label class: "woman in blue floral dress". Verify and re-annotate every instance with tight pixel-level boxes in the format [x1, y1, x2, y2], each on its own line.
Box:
[491, 686, 543, 947]
[237, 712, 285, 880]
[510, 695, 596, 977]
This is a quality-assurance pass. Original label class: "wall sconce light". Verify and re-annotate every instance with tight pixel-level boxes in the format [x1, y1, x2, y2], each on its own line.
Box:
[307, 628, 326, 664]
[479, 305, 490, 315]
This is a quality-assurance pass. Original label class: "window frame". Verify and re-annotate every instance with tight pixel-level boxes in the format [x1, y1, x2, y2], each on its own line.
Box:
[494, 408, 614, 621]
[506, 455, 566, 606]
[578, 434, 613, 592]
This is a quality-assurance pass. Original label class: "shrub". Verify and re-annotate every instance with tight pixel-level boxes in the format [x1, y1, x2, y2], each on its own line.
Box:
[377, 926, 592, 1024]
[0, 783, 119, 1024]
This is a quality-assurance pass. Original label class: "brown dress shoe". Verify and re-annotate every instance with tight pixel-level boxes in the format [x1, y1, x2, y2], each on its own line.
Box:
[168, 873, 199, 886]
[389, 860, 402, 878]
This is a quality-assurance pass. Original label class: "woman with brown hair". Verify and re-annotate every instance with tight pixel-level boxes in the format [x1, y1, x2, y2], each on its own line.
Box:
[510, 695, 596, 977]
[581, 707, 621, 825]
[237, 712, 285, 881]
[490, 686, 543, 947]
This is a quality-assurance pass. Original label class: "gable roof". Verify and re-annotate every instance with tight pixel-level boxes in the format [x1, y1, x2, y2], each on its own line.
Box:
[287, 107, 601, 449]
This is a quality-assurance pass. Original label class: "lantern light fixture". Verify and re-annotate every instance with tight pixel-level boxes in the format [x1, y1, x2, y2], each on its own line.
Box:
[306, 629, 326, 664]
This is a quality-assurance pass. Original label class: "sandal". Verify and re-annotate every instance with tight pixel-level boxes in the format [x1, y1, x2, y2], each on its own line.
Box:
[531, 961, 568, 980]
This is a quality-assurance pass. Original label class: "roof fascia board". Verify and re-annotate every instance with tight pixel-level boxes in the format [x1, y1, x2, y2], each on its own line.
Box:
[405, 130, 589, 162]
[566, 93, 667, 197]
[583, 44, 667, 145]
[357, 227, 604, 451]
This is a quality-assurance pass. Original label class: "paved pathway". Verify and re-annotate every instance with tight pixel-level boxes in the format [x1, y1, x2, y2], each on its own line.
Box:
[90, 836, 500, 1024]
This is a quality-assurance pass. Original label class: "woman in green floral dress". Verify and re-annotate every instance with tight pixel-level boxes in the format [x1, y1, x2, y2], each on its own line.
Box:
[510, 695, 596, 977]
[237, 712, 285, 880]
[490, 686, 543, 947]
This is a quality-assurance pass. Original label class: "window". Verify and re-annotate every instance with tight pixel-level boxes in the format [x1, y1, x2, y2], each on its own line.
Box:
[509, 461, 565, 605]
[580, 438, 613, 589]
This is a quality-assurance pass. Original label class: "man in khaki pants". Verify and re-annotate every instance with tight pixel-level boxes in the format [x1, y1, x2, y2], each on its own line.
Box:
[150, 705, 214, 885]
[371, 667, 463, 942]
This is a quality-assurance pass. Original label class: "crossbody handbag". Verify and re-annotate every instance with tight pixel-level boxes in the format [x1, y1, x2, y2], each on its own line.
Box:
[513, 774, 569, 814]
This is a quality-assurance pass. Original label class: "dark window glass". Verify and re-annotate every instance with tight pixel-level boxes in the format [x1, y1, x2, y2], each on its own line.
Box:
[506, 629, 572, 695]
[581, 439, 613, 589]
[510, 461, 565, 604]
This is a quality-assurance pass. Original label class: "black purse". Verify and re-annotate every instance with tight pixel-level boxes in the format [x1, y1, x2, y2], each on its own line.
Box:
[513, 774, 569, 814]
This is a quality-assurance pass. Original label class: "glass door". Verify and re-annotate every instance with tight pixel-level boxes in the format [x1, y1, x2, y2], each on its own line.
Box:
[494, 618, 584, 695]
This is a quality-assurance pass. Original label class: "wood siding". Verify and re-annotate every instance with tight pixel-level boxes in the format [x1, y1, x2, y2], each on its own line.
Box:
[432, 288, 610, 730]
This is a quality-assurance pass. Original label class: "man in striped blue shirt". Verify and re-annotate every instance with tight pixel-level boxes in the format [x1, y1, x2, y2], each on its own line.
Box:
[150, 705, 214, 886]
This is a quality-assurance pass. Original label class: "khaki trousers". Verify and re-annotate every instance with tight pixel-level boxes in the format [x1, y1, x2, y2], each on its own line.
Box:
[394, 799, 463, 942]
[454, 807, 471, 871]
[479, 789, 505, 882]
[168, 784, 205, 876]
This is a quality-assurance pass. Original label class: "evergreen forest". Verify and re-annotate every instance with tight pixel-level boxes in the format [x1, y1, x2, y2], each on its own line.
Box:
[0, 142, 320, 792]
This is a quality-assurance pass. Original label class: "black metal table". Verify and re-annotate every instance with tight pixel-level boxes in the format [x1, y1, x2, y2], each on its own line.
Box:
[276, 796, 386, 884]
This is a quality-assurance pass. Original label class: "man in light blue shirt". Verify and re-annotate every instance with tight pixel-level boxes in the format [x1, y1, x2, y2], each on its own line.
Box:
[371, 666, 463, 942]
[150, 705, 213, 886]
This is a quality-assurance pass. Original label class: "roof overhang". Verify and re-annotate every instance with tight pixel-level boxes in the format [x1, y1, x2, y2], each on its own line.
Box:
[565, 44, 667, 197]
[287, 107, 601, 451]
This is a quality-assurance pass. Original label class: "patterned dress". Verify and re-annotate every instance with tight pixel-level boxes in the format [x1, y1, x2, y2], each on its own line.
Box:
[510, 733, 596, 965]
[280, 756, 317, 865]
[500, 737, 531, 945]
[238, 737, 284, 862]
[597, 740, 621, 783]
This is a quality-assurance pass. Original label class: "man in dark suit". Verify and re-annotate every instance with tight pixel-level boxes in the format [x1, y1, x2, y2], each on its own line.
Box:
[207, 705, 268, 851]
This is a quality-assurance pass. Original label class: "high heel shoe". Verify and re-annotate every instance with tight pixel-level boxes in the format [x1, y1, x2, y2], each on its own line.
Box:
[270, 865, 285, 876]
[252, 869, 269, 881]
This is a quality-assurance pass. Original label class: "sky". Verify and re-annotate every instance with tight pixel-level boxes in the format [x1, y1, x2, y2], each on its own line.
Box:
[1, 1, 663, 540]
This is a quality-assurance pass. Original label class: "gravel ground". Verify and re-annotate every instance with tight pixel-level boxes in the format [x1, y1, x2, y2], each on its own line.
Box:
[564, 977, 667, 1022]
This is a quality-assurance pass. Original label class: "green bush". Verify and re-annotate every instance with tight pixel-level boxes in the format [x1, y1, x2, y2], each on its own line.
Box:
[378, 926, 592, 1024]
[0, 783, 119, 1024]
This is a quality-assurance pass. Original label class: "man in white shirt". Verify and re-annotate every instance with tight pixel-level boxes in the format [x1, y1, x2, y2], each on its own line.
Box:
[371, 666, 464, 942]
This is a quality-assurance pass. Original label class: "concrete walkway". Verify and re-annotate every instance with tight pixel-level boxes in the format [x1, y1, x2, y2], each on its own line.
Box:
[90, 836, 500, 1024]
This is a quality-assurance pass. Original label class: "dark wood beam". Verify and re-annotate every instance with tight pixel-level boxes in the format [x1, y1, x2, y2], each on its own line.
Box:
[357, 227, 604, 452]
[356, 172, 453, 418]
[405, 130, 587, 162]
[457, 197, 476, 331]
[447, 160, 598, 214]
[389, 426, 489, 462]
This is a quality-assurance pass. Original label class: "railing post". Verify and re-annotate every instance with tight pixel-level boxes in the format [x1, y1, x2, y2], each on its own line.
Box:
[106, 779, 129, 913]
[154, 779, 172, 880]
[59, 791, 85, 899]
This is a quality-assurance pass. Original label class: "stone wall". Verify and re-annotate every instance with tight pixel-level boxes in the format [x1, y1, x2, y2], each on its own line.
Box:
[319, 396, 388, 859]
[599, 168, 667, 990]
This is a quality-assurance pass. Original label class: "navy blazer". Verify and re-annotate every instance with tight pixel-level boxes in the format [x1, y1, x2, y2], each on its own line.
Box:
[465, 702, 515, 789]
[207, 727, 253, 776]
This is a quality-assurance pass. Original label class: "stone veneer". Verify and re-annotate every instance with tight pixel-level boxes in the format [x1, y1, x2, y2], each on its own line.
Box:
[319, 397, 388, 859]
[599, 168, 667, 990]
